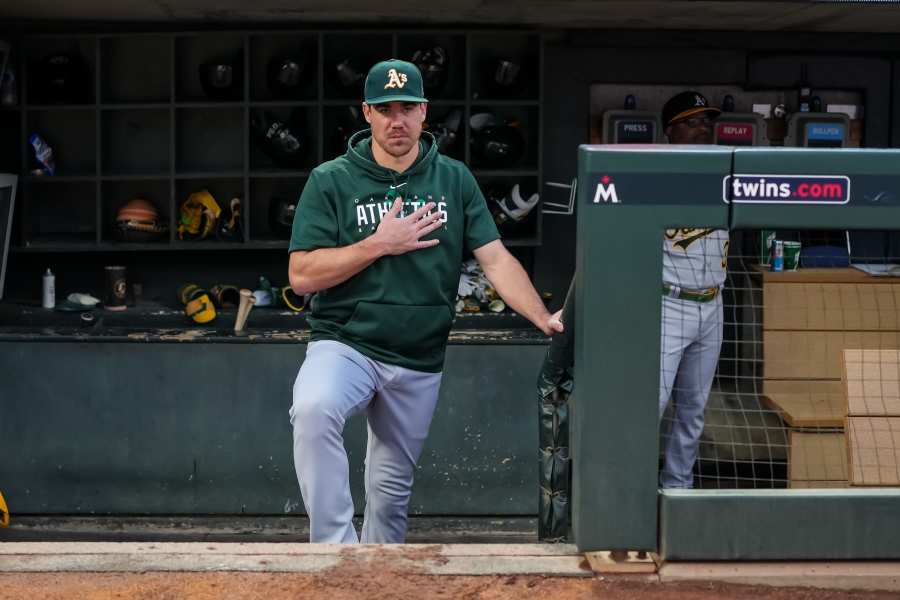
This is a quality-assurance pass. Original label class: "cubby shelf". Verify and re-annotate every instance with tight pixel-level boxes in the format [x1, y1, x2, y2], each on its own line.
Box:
[11, 29, 544, 249]
[100, 174, 170, 181]
[469, 99, 540, 106]
[175, 172, 244, 179]
[250, 170, 311, 178]
[473, 170, 540, 177]
[10, 242, 295, 253]
[25, 175, 96, 183]
[251, 101, 318, 108]
[99, 104, 170, 110]
[25, 105, 98, 111]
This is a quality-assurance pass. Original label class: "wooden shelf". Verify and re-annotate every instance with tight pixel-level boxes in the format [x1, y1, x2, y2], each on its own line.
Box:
[761, 380, 845, 428]
[756, 265, 900, 284]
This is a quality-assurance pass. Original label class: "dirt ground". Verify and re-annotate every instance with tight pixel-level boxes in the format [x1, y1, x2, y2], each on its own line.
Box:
[0, 543, 893, 599]
[0, 571, 895, 600]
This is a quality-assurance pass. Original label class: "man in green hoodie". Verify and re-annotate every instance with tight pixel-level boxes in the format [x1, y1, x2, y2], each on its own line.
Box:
[288, 59, 563, 543]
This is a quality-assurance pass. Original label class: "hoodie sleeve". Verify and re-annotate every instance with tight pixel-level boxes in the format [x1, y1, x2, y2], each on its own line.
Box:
[462, 168, 501, 253]
[289, 170, 339, 252]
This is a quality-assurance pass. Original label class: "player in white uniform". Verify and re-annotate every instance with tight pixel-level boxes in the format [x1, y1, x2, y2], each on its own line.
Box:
[658, 91, 728, 488]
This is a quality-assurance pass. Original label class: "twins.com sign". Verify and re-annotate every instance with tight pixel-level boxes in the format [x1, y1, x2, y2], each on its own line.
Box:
[723, 174, 851, 204]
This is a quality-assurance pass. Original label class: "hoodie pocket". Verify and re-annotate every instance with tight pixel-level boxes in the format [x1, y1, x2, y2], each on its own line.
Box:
[340, 301, 453, 357]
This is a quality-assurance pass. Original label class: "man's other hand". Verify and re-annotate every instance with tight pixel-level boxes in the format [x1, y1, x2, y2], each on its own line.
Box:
[544, 309, 564, 336]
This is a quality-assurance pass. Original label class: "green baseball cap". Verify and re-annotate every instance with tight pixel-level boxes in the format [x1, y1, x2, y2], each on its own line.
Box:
[364, 59, 428, 105]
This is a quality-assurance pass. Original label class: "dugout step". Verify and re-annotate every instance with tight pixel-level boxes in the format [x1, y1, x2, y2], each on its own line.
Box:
[584, 550, 659, 574]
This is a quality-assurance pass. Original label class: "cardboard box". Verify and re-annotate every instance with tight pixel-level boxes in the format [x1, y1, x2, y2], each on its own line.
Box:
[763, 283, 900, 331]
[842, 349, 900, 417]
[788, 431, 848, 482]
[847, 417, 900, 486]
[764, 331, 900, 380]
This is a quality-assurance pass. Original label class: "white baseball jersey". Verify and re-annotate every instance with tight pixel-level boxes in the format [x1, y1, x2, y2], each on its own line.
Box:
[662, 228, 729, 290]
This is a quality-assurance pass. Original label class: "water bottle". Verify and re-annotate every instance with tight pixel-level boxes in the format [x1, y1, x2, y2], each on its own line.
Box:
[42, 268, 55, 309]
[29, 133, 56, 176]
[772, 241, 785, 272]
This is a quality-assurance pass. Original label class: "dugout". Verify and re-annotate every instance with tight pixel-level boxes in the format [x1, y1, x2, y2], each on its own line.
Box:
[575, 144, 900, 559]
[2, 2, 900, 544]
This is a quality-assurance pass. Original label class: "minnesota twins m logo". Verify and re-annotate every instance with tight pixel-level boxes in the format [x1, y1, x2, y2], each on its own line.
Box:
[385, 69, 408, 89]
[593, 175, 620, 204]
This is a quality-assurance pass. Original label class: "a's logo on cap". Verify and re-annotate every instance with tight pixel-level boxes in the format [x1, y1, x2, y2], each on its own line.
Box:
[694, 94, 706, 107]
[385, 68, 408, 89]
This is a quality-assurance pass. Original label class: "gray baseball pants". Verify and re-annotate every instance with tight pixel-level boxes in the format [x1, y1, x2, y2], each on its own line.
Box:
[290, 340, 442, 543]
[658, 294, 724, 488]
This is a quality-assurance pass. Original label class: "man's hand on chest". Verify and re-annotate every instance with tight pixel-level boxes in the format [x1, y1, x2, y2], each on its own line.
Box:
[361, 198, 445, 257]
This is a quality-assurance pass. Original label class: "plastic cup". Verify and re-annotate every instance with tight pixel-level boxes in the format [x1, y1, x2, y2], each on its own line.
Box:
[783, 241, 802, 271]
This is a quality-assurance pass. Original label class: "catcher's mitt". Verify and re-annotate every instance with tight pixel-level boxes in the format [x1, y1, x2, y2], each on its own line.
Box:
[0, 491, 9, 527]
[178, 189, 221, 240]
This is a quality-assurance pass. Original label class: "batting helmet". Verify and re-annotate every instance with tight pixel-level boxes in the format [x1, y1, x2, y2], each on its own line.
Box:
[471, 123, 526, 168]
[114, 198, 168, 243]
[410, 46, 449, 93]
[267, 55, 306, 99]
[251, 109, 306, 168]
[199, 54, 243, 101]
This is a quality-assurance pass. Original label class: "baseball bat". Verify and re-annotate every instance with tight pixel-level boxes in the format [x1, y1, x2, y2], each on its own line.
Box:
[234, 288, 256, 333]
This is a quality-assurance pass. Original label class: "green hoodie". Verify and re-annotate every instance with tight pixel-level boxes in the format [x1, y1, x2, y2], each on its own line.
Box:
[290, 130, 500, 372]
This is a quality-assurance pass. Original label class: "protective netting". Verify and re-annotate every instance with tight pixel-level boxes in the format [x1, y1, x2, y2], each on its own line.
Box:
[669, 228, 900, 490]
[537, 228, 900, 541]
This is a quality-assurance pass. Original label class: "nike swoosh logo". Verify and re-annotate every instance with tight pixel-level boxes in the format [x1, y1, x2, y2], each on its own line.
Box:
[389, 183, 407, 190]
[673, 228, 715, 251]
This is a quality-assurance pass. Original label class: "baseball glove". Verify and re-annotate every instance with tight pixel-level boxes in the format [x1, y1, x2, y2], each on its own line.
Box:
[177, 189, 221, 240]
